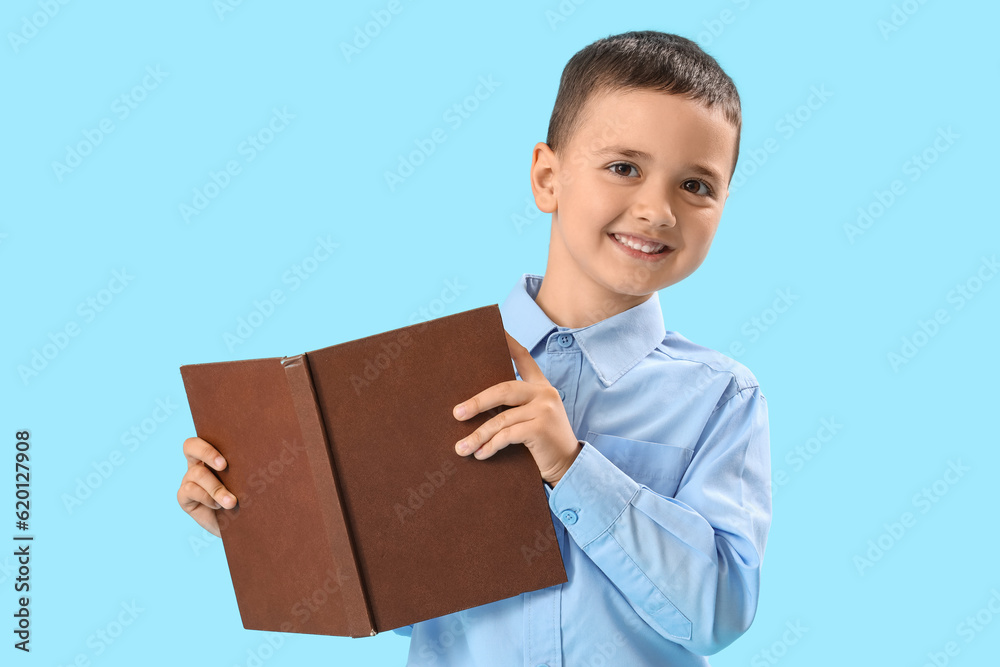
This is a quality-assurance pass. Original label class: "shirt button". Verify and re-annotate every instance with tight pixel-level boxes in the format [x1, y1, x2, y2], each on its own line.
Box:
[556, 388, 565, 401]
[557, 334, 573, 347]
[560, 509, 578, 525]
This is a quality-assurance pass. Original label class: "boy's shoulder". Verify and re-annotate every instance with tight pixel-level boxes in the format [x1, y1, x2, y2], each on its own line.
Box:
[651, 329, 763, 401]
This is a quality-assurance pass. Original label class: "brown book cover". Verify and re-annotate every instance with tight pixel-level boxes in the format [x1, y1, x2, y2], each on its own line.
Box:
[179, 304, 567, 637]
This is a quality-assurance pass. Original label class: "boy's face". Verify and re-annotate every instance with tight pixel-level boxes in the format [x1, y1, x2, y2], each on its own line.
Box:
[531, 88, 737, 305]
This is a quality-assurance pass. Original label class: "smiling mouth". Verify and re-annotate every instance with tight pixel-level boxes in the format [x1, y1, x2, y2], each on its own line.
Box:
[609, 233, 671, 255]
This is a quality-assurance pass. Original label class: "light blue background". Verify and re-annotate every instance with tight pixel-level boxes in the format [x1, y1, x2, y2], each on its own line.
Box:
[4, 1, 998, 665]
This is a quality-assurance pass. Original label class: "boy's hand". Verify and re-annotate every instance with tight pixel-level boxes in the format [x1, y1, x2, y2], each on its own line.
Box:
[177, 436, 238, 537]
[453, 330, 582, 487]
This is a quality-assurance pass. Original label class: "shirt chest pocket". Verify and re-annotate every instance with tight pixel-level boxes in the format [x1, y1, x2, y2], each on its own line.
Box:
[585, 430, 693, 498]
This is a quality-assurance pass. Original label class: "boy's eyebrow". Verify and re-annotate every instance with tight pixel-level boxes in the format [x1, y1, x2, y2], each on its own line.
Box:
[593, 146, 724, 184]
[593, 146, 654, 161]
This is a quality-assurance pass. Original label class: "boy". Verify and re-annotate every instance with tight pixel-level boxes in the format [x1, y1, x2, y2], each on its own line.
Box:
[178, 30, 771, 666]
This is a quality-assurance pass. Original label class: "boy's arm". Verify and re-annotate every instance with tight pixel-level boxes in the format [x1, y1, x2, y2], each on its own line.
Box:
[548, 383, 771, 656]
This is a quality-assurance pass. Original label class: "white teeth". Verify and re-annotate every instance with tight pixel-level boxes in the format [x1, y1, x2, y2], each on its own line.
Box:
[613, 233, 665, 254]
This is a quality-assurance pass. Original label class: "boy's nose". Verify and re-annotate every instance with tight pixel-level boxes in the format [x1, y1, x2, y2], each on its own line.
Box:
[630, 184, 677, 227]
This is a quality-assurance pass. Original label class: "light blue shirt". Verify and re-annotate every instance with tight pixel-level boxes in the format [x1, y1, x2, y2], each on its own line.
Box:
[393, 273, 771, 666]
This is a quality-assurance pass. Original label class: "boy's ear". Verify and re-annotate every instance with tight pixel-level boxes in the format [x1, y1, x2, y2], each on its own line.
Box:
[530, 141, 558, 214]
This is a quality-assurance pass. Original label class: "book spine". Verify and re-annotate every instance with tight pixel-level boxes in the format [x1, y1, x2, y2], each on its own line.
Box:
[281, 354, 377, 638]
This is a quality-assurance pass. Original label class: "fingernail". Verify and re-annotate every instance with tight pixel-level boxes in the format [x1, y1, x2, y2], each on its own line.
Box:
[222, 494, 235, 507]
[214, 456, 225, 469]
[454, 405, 466, 418]
[456, 440, 468, 454]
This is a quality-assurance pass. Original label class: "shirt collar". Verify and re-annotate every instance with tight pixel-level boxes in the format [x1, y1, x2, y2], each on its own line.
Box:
[499, 273, 666, 388]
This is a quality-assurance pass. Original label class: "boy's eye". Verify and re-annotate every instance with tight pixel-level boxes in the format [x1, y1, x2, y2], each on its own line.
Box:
[682, 179, 713, 197]
[608, 162, 638, 178]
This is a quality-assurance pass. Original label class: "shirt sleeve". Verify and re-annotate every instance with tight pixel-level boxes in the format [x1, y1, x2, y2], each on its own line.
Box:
[390, 624, 414, 638]
[547, 384, 771, 656]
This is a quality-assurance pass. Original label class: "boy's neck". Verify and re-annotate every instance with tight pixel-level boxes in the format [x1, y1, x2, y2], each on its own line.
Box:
[533, 269, 652, 330]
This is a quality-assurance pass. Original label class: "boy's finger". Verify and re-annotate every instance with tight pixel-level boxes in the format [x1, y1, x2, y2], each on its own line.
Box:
[178, 479, 222, 511]
[504, 331, 545, 384]
[454, 380, 533, 421]
[177, 481, 223, 537]
[183, 436, 227, 471]
[456, 404, 530, 456]
[186, 464, 238, 508]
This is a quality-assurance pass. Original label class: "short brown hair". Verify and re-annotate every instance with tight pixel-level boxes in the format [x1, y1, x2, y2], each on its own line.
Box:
[545, 30, 742, 182]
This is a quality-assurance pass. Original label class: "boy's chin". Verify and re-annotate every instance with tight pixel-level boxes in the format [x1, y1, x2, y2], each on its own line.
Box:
[600, 271, 679, 297]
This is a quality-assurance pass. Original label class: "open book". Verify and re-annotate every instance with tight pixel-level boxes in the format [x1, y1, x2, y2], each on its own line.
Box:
[179, 304, 567, 637]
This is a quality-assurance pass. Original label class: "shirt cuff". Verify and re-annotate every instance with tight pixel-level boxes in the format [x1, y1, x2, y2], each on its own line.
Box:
[547, 440, 641, 548]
